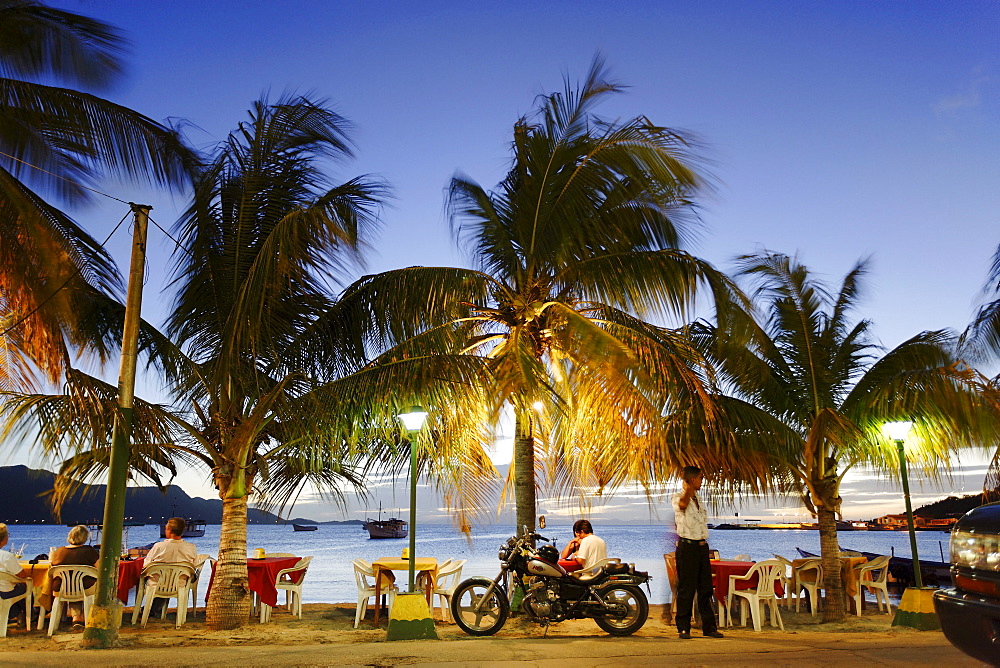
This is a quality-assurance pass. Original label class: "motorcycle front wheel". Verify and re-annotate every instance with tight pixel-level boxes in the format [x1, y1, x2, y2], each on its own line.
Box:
[451, 577, 510, 636]
[594, 584, 648, 636]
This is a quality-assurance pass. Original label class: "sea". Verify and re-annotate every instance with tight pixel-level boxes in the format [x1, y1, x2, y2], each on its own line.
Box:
[3, 523, 954, 605]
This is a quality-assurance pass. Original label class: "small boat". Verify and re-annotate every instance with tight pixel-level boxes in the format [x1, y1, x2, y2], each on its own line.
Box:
[292, 523, 318, 531]
[160, 518, 206, 538]
[362, 503, 407, 539]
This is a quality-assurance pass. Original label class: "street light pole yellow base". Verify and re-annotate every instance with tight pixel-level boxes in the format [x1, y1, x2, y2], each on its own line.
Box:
[891, 587, 940, 630]
[386, 592, 438, 641]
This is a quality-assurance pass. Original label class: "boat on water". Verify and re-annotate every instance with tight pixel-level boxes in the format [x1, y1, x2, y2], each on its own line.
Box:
[795, 547, 952, 588]
[362, 504, 407, 539]
[160, 518, 206, 538]
[292, 523, 318, 532]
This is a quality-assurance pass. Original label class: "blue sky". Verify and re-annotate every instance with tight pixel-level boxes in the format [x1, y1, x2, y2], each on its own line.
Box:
[10, 1, 999, 523]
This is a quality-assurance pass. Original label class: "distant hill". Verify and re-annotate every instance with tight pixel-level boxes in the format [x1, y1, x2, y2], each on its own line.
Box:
[0, 465, 309, 525]
[914, 493, 996, 519]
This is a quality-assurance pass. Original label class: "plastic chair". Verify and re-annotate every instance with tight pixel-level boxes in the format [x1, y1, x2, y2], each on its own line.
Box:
[771, 554, 796, 608]
[265, 553, 296, 558]
[854, 555, 891, 615]
[430, 559, 466, 621]
[0, 571, 31, 637]
[187, 554, 212, 618]
[793, 558, 823, 616]
[352, 559, 398, 628]
[260, 556, 312, 622]
[132, 562, 195, 628]
[733, 554, 752, 561]
[708, 549, 721, 560]
[47, 565, 96, 636]
[663, 552, 678, 624]
[727, 559, 785, 632]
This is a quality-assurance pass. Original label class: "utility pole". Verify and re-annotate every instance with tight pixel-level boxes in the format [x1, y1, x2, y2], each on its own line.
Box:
[82, 204, 149, 649]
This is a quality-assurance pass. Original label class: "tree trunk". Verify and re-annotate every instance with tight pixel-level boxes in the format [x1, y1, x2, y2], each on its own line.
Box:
[206, 493, 252, 629]
[817, 505, 846, 622]
[513, 407, 536, 536]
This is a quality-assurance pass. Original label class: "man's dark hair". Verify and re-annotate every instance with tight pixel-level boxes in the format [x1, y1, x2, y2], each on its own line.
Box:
[682, 466, 702, 482]
[165, 517, 186, 537]
[573, 519, 594, 535]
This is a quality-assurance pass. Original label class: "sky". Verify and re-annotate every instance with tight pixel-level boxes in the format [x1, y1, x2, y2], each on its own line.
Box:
[8, 1, 1000, 524]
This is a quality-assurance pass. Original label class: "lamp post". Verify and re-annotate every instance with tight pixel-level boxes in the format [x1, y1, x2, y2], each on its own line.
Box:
[397, 406, 428, 593]
[883, 421, 922, 588]
[884, 421, 939, 630]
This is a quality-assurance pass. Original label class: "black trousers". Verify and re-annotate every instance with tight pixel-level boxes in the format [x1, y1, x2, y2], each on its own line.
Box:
[675, 540, 717, 633]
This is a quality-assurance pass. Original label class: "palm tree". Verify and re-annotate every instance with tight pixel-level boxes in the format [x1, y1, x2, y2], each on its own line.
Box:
[0, 94, 423, 630]
[0, 0, 195, 385]
[332, 58, 751, 533]
[694, 251, 998, 621]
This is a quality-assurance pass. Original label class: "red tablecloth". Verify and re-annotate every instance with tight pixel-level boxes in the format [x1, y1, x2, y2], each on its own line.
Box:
[711, 560, 784, 602]
[558, 559, 582, 573]
[117, 557, 144, 603]
[208, 557, 301, 608]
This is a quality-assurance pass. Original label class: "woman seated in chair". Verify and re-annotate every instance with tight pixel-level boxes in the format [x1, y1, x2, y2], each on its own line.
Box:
[50, 525, 99, 628]
[0, 523, 30, 625]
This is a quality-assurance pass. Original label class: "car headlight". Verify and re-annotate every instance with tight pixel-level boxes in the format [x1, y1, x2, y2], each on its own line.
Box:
[951, 529, 1000, 571]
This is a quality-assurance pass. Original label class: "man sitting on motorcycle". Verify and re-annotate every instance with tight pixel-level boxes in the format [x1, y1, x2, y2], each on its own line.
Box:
[560, 519, 607, 571]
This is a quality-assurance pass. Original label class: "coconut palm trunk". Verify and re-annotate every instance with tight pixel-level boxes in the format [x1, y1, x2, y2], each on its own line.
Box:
[513, 407, 537, 535]
[207, 489, 252, 629]
[816, 505, 845, 620]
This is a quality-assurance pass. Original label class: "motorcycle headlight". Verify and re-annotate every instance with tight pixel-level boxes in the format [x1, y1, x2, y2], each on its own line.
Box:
[951, 529, 1000, 571]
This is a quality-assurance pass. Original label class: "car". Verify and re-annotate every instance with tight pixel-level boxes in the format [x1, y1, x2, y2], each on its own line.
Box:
[933, 502, 1000, 666]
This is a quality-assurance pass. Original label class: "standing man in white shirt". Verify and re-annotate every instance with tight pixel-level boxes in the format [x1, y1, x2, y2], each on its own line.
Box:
[671, 466, 723, 639]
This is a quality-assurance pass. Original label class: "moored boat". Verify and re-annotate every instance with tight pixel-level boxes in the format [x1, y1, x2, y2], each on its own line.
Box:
[795, 547, 951, 588]
[292, 523, 318, 531]
[160, 518, 206, 538]
[362, 504, 407, 539]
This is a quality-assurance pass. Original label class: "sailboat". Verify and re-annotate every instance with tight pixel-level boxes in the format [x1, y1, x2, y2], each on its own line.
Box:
[362, 502, 407, 539]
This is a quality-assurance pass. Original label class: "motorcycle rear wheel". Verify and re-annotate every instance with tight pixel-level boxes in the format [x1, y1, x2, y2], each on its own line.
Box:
[594, 584, 648, 636]
[451, 577, 510, 636]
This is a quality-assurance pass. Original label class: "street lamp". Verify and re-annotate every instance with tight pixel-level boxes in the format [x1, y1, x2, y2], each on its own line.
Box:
[397, 406, 428, 592]
[882, 420, 922, 589]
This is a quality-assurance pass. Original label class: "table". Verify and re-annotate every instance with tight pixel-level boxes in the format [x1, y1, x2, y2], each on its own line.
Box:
[558, 559, 582, 573]
[792, 556, 867, 611]
[207, 557, 301, 609]
[710, 560, 785, 626]
[20, 558, 145, 610]
[371, 557, 438, 627]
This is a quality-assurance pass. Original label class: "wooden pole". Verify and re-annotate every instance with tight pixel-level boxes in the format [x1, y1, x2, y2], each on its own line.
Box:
[82, 204, 149, 648]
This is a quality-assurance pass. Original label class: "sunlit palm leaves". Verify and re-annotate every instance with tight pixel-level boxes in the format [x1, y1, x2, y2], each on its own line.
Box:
[336, 57, 748, 531]
[0, 0, 196, 384]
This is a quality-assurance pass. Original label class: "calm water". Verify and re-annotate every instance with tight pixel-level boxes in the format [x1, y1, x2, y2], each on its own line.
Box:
[4, 523, 954, 605]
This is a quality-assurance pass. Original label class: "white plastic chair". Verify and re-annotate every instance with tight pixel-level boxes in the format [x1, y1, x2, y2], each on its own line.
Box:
[187, 554, 213, 618]
[430, 559, 466, 621]
[793, 558, 823, 616]
[260, 556, 312, 622]
[265, 552, 296, 558]
[0, 571, 32, 637]
[854, 555, 891, 615]
[727, 559, 785, 632]
[663, 552, 678, 624]
[733, 554, 752, 561]
[47, 565, 96, 636]
[132, 562, 195, 628]
[352, 559, 398, 628]
[771, 554, 796, 608]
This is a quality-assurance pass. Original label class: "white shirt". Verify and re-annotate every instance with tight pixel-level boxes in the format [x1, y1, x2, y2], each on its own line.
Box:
[145, 538, 198, 582]
[672, 491, 709, 540]
[0, 548, 21, 593]
[575, 534, 608, 569]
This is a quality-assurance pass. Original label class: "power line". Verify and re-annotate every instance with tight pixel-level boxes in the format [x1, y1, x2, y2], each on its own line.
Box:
[0, 150, 131, 205]
[0, 210, 132, 338]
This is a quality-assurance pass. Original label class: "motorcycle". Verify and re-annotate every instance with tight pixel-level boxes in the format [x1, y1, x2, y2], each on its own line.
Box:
[450, 529, 651, 636]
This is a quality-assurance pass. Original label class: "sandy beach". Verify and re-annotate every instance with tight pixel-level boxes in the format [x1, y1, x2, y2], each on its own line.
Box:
[0, 603, 981, 667]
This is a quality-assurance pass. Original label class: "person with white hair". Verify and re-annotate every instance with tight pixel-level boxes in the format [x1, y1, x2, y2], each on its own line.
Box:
[49, 525, 99, 628]
[0, 523, 30, 626]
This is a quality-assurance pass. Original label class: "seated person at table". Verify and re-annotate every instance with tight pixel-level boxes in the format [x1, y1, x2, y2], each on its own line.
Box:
[49, 525, 100, 627]
[145, 517, 198, 615]
[560, 519, 607, 571]
[0, 523, 30, 625]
